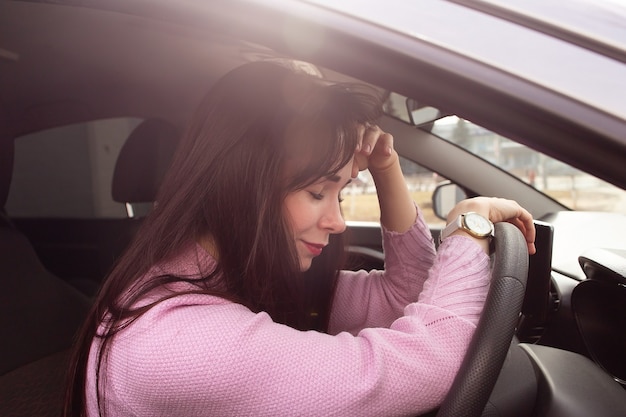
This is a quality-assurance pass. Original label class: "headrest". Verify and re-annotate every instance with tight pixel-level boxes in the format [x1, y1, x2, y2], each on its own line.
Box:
[112, 119, 180, 204]
[0, 139, 14, 209]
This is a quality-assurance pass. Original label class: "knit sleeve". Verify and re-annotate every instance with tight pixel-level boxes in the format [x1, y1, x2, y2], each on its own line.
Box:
[89, 235, 490, 417]
[329, 207, 436, 334]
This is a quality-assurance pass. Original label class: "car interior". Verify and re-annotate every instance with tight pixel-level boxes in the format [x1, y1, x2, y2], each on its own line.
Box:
[1, 1, 625, 416]
[0, 147, 91, 416]
[0, 117, 182, 416]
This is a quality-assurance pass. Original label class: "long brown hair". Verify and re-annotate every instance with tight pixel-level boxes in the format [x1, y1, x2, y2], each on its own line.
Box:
[63, 61, 383, 416]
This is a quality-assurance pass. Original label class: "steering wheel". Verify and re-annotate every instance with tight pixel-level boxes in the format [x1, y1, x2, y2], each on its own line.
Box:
[436, 222, 530, 417]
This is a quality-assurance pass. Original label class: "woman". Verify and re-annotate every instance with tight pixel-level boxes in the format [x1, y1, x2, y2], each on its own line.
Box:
[64, 61, 536, 416]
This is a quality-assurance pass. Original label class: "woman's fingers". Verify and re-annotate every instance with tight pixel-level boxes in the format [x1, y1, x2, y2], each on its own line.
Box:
[517, 209, 536, 254]
[363, 125, 393, 156]
[361, 124, 380, 155]
[493, 199, 536, 255]
[507, 214, 536, 254]
[352, 124, 396, 176]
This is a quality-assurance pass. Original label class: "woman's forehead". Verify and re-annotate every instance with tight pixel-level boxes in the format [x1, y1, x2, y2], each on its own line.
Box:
[313, 164, 353, 186]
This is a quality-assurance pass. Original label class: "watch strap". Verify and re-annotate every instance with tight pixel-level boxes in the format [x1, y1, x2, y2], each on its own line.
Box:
[439, 214, 462, 242]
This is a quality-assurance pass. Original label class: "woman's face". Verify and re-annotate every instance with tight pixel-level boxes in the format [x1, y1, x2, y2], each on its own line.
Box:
[283, 163, 352, 271]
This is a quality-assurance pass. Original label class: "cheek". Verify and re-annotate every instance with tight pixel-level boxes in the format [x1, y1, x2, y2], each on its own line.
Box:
[283, 192, 316, 233]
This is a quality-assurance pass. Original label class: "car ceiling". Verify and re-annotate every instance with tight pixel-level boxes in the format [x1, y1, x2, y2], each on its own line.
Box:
[0, 0, 366, 138]
[0, 1, 256, 137]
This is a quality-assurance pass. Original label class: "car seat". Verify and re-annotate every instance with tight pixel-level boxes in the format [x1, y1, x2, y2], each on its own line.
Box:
[111, 118, 180, 218]
[0, 138, 91, 417]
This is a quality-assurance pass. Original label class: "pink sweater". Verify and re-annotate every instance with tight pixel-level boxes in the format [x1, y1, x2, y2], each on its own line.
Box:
[86, 210, 490, 416]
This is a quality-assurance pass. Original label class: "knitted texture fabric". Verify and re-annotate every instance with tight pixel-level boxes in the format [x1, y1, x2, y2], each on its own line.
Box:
[86, 210, 490, 416]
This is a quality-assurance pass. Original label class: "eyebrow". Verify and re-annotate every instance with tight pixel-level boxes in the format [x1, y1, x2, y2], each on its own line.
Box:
[326, 174, 352, 187]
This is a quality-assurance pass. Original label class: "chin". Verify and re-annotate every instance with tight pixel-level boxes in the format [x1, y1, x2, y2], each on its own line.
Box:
[299, 260, 313, 272]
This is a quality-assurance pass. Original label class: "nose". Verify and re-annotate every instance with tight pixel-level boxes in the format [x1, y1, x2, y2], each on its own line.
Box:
[320, 200, 346, 234]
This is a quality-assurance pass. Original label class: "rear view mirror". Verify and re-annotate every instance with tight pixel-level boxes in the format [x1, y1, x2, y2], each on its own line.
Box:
[406, 99, 446, 128]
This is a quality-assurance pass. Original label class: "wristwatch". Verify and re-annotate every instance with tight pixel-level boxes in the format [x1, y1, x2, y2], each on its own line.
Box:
[439, 212, 494, 243]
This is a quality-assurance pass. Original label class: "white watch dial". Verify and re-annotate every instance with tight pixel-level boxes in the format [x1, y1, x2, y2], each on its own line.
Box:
[463, 212, 493, 236]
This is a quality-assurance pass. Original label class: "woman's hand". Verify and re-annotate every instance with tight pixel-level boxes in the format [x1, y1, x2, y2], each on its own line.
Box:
[447, 197, 536, 255]
[351, 124, 397, 178]
[351, 124, 415, 233]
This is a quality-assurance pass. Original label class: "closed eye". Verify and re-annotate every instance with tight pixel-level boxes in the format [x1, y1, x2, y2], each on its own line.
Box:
[309, 191, 324, 200]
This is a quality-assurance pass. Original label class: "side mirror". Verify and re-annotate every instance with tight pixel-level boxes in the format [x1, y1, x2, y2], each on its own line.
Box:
[432, 182, 468, 220]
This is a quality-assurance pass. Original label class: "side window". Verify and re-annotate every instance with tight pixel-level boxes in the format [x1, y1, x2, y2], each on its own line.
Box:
[6, 118, 142, 219]
[431, 116, 626, 213]
[342, 157, 447, 226]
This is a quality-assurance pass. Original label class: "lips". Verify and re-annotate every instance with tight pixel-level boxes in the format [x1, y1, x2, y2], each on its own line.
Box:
[303, 241, 325, 256]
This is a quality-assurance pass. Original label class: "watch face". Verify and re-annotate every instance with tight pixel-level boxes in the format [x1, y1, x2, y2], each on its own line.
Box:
[463, 212, 493, 236]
